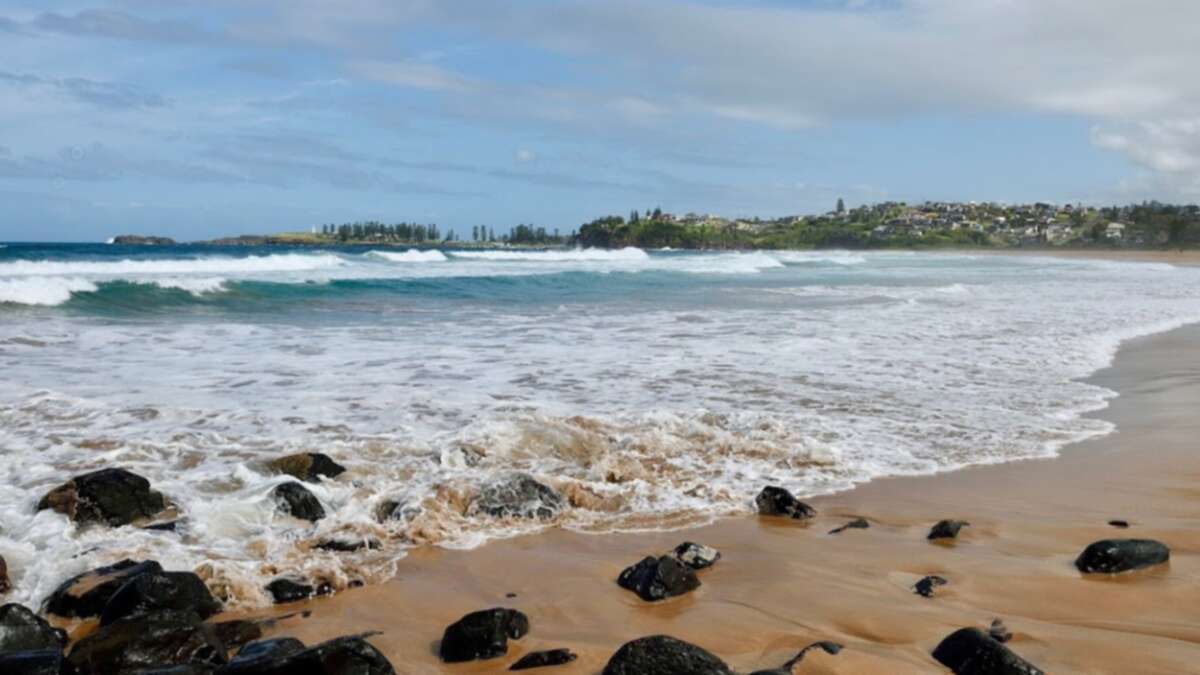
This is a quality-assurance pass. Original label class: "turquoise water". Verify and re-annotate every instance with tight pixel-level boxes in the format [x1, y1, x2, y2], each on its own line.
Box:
[3, 242, 1200, 608]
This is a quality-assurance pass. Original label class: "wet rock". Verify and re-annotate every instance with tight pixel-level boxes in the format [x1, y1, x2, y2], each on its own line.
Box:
[44, 559, 163, 619]
[266, 454, 345, 483]
[510, 648, 577, 670]
[37, 468, 167, 527]
[617, 555, 701, 602]
[1107, 519, 1130, 528]
[314, 538, 380, 553]
[469, 474, 564, 520]
[135, 666, 216, 675]
[1075, 539, 1170, 573]
[988, 619, 1013, 644]
[928, 519, 970, 540]
[932, 627, 1044, 675]
[914, 575, 949, 598]
[747, 641, 843, 675]
[215, 635, 395, 675]
[211, 621, 264, 651]
[828, 517, 870, 534]
[601, 635, 734, 675]
[0, 555, 10, 594]
[219, 638, 306, 673]
[0, 650, 73, 675]
[439, 608, 530, 663]
[67, 610, 226, 674]
[272, 482, 326, 522]
[265, 579, 316, 604]
[100, 571, 222, 626]
[0, 603, 67, 652]
[143, 521, 180, 532]
[755, 486, 817, 520]
[672, 542, 721, 571]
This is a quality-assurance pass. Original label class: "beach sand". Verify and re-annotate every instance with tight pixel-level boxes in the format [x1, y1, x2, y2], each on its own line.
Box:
[236, 322, 1200, 674]
[963, 247, 1200, 266]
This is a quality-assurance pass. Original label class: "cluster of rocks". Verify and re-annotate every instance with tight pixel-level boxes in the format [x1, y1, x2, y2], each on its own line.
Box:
[616, 541, 720, 602]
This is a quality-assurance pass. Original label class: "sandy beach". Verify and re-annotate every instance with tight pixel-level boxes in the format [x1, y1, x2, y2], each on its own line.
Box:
[226, 318, 1200, 673]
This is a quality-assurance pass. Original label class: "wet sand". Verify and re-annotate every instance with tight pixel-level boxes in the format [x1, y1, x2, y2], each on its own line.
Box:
[242, 324, 1200, 674]
[963, 247, 1200, 265]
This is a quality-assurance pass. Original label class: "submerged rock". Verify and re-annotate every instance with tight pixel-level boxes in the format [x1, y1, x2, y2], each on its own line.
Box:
[37, 468, 167, 527]
[439, 608, 530, 663]
[265, 579, 317, 604]
[0, 603, 67, 652]
[217, 635, 395, 675]
[914, 575, 949, 598]
[67, 610, 226, 674]
[828, 517, 870, 534]
[44, 559, 163, 619]
[272, 482, 326, 522]
[1075, 539, 1169, 573]
[99, 571, 222, 626]
[509, 648, 578, 670]
[266, 453, 346, 483]
[928, 519, 970, 540]
[617, 555, 701, 602]
[747, 641, 843, 675]
[601, 635, 734, 675]
[0, 650, 72, 675]
[468, 474, 564, 520]
[755, 486, 816, 520]
[932, 627, 1043, 675]
[672, 542, 721, 570]
[314, 538, 380, 553]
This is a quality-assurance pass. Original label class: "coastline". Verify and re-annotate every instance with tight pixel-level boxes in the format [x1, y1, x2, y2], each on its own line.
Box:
[235, 323, 1200, 673]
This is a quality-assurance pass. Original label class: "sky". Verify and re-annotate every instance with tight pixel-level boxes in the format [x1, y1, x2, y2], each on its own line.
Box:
[1, 0, 1198, 242]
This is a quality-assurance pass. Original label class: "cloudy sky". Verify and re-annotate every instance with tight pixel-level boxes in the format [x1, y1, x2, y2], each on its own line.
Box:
[1, 0, 1197, 241]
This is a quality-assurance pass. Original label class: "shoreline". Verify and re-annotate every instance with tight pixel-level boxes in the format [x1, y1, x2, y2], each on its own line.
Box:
[235, 322, 1200, 673]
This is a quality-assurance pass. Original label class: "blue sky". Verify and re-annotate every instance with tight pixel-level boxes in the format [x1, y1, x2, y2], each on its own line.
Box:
[1, 0, 1197, 241]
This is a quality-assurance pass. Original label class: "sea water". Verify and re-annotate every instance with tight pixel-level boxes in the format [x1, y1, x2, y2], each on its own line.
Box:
[2, 243, 1198, 608]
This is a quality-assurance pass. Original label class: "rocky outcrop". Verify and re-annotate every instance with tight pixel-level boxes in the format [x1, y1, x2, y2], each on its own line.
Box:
[99, 571, 222, 626]
[617, 556, 701, 602]
[67, 610, 226, 674]
[0, 555, 9, 594]
[266, 453, 345, 483]
[0, 603, 67, 652]
[672, 542, 721, 571]
[755, 486, 816, 520]
[272, 482, 326, 522]
[0, 649, 71, 675]
[218, 635, 395, 675]
[747, 641, 843, 675]
[510, 648, 578, 670]
[111, 235, 176, 245]
[468, 474, 564, 520]
[1074, 539, 1170, 573]
[219, 637, 306, 673]
[914, 575, 948, 598]
[439, 608, 530, 663]
[37, 468, 167, 527]
[44, 559, 164, 618]
[928, 519, 970, 540]
[601, 635, 734, 675]
[932, 627, 1044, 675]
[828, 517, 869, 534]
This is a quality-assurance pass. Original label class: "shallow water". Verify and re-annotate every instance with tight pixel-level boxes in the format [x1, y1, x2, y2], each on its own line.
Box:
[2, 243, 1199, 608]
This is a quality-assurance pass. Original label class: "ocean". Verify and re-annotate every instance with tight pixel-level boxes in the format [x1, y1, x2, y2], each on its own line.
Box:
[2, 242, 1199, 608]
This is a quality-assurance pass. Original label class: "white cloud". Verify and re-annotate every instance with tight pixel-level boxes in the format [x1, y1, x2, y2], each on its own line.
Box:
[514, 149, 536, 163]
[348, 60, 478, 92]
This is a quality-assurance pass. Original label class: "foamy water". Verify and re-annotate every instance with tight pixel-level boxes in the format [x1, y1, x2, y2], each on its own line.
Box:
[2, 244, 1200, 609]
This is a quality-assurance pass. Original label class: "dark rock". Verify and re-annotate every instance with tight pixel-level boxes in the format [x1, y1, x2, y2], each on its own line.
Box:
[439, 608, 530, 663]
[510, 648, 577, 670]
[218, 638, 307, 673]
[143, 521, 180, 532]
[44, 560, 163, 618]
[672, 542, 721, 571]
[111, 235, 176, 246]
[0, 603, 67, 652]
[914, 575, 949, 598]
[133, 666, 216, 675]
[314, 539, 379, 553]
[0, 555, 10, 594]
[469, 474, 564, 520]
[37, 468, 167, 527]
[617, 555, 701, 602]
[1075, 539, 1170, 573]
[266, 454, 345, 483]
[211, 621, 264, 651]
[601, 635, 733, 675]
[928, 519, 970, 540]
[989, 619, 1012, 644]
[932, 627, 1043, 675]
[828, 517, 870, 534]
[265, 579, 315, 604]
[214, 635, 394, 675]
[67, 610, 226, 675]
[1108, 520, 1130, 528]
[755, 486, 816, 520]
[100, 571, 222, 626]
[272, 482, 326, 522]
[0, 650, 74, 675]
[747, 641, 843, 675]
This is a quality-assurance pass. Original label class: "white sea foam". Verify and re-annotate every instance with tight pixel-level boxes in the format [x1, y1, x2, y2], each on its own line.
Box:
[365, 249, 449, 263]
[448, 247, 650, 262]
[0, 277, 98, 305]
[770, 250, 867, 265]
[0, 253, 345, 277]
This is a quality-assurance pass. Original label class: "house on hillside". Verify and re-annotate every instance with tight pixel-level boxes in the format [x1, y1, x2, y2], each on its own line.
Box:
[1106, 222, 1127, 240]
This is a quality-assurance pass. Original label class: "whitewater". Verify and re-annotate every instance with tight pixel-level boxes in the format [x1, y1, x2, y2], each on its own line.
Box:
[2, 242, 1200, 609]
